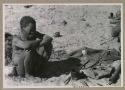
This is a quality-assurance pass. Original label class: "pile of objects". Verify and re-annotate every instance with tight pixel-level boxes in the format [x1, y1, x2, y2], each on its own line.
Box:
[64, 46, 121, 86]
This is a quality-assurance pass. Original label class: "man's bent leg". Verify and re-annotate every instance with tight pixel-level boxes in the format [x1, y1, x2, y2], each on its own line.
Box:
[12, 53, 25, 77]
[24, 50, 34, 75]
[16, 54, 25, 77]
[24, 50, 40, 76]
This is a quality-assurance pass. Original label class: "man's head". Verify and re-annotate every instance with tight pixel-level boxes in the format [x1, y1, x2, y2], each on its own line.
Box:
[20, 16, 36, 40]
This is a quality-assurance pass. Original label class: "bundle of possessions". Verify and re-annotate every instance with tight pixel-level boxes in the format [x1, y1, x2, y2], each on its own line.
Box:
[64, 47, 121, 86]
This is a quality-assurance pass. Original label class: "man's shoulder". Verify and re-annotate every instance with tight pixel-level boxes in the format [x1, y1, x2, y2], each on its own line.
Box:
[35, 31, 45, 38]
[12, 34, 21, 43]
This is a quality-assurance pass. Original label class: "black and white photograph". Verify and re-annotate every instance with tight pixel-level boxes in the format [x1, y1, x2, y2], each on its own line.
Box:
[3, 4, 122, 88]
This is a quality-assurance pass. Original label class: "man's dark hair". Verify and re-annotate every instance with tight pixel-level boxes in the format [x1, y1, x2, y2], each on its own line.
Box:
[20, 16, 36, 30]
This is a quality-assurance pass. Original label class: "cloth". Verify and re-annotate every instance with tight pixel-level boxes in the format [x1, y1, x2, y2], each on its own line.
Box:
[69, 47, 120, 80]
[69, 47, 120, 69]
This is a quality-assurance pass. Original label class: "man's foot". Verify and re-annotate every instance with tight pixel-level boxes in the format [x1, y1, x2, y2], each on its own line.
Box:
[8, 66, 18, 77]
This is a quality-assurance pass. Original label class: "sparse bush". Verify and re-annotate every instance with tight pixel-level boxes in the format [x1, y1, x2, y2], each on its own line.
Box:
[5, 32, 13, 65]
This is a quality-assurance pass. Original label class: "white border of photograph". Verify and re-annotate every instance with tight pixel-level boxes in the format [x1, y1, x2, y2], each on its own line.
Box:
[3, 3, 123, 88]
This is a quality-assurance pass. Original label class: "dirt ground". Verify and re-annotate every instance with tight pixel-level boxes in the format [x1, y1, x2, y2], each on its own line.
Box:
[4, 5, 121, 87]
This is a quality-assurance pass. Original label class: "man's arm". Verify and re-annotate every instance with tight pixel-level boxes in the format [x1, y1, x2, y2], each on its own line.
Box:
[12, 36, 41, 49]
[39, 34, 53, 47]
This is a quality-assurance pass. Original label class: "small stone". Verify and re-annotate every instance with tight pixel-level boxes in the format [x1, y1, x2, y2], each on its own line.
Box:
[62, 20, 67, 26]
[24, 5, 32, 8]
[108, 12, 114, 19]
[53, 32, 62, 37]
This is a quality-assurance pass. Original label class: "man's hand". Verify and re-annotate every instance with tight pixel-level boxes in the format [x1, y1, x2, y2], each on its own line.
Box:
[39, 35, 53, 47]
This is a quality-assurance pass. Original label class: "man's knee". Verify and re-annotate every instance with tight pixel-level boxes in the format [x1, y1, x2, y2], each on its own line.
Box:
[12, 53, 25, 66]
[37, 45, 52, 59]
[24, 50, 35, 64]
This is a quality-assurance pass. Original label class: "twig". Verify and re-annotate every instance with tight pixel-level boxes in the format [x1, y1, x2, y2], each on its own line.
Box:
[64, 77, 71, 85]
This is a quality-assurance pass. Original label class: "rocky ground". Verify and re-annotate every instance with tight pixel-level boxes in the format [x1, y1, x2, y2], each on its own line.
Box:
[4, 5, 121, 87]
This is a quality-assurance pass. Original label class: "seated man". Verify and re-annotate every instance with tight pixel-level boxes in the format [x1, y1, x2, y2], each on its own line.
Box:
[9, 16, 53, 77]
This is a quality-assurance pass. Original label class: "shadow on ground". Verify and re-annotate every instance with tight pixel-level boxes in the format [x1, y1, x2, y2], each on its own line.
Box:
[38, 57, 82, 78]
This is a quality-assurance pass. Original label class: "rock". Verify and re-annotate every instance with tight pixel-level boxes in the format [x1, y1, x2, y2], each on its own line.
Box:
[81, 17, 86, 21]
[108, 12, 114, 19]
[24, 5, 32, 8]
[53, 32, 62, 38]
[62, 20, 67, 26]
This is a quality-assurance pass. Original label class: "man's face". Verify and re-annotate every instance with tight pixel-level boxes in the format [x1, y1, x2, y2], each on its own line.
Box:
[22, 23, 36, 40]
